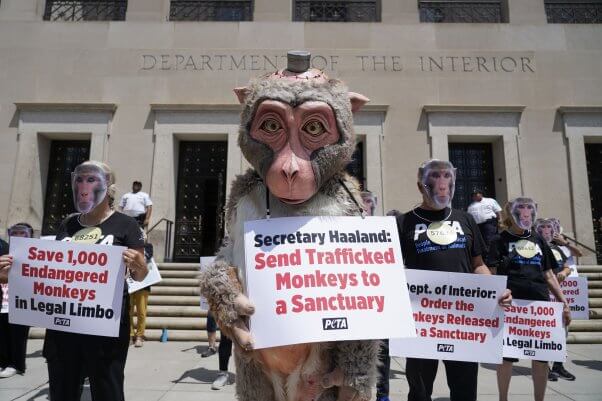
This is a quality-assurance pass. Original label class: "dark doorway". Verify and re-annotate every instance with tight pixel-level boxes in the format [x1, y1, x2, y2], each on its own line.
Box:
[41, 140, 91, 235]
[448, 143, 496, 211]
[346, 142, 366, 189]
[586, 143, 602, 264]
[174, 141, 227, 262]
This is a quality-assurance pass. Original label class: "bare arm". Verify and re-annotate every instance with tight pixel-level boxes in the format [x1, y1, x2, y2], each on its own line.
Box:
[144, 205, 152, 226]
[123, 248, 148, 281]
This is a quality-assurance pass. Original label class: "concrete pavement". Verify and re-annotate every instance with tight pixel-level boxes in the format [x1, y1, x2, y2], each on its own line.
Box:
[1, 340, 601, 400]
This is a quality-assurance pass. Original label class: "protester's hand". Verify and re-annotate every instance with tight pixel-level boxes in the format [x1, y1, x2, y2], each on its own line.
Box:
[321, 368, 370, 401]
[498, 289, 512, 307]
[557, 272, 566, 283]
[553, 233, 568, 246]
[562, 304, 571, 327]
[0, 255, 13, 283]
[123, 249, 147, 281]
[143, 220, 149, 228]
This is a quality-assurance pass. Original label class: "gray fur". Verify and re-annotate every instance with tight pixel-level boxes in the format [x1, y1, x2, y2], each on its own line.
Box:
[198, 259, 240, 326]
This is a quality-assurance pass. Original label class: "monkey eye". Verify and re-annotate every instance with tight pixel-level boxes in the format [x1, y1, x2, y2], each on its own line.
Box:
[260, 118, 282, 134]
[302, 120, 326, 137]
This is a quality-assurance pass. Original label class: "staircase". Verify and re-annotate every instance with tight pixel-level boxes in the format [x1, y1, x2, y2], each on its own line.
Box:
[567, 265, 602, 344]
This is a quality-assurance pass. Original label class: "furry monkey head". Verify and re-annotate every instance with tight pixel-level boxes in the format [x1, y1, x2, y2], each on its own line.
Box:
[234, 51, 368, 204]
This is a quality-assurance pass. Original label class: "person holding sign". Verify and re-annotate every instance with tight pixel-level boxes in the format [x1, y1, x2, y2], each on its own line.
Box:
[396, 159, 511, 401]
[487, 198, 571, 401]
[0, 223, 33, 379]
[0, 161, 148, 401]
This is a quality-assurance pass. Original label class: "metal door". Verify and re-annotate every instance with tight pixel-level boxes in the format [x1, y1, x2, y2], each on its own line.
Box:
[448, 143, 496, 211]
[174, 141, 227, 262]
[41, 140, 91, 235]
[586, 143, 602, 263]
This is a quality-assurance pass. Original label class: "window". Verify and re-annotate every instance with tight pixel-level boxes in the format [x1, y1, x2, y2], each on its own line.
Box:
[43, 0, 127, 21]
[418, 0, 508, 23]
[293, 0, 381, 22]
[169, 0, 253, 21]
[544, 0, 602, 23]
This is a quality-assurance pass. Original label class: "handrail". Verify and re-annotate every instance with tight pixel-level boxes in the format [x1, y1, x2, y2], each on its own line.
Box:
[562, 234, 598, 255]
[146, 218, 175, 262]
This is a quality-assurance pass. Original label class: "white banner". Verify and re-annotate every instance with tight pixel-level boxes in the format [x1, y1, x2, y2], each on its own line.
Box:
[199, 256, 216, 311]
[127, 257, 162, 294]
[244, 216, 415, 349]
[8, 237, 125, 337]
[550, 277, 589, 320]
[390, 270, 507, 363]
[503, 299, 566, 362]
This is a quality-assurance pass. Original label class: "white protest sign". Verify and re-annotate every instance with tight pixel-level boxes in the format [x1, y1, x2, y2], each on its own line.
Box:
[503, 299, 566, 362]
[8, 237, 125, 337]
[550, 277, 589, 320]
[199, 256, 216, 311]
[127, 257, 162, 294]
[244, 216, 415, 349]
[390, 270, 506, 363]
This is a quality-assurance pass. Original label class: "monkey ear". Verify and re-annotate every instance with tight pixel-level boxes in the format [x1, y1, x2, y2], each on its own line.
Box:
[349, 92, 369, 113]
[233, 87, 250, 104]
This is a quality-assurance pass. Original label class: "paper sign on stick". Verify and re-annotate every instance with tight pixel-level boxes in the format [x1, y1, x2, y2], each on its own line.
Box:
[8, 237, 125, 337]
[550, 277, 589, 320]
[127, 257, 162, 294]
[503, 299, 566, 362]
[244, 216, 415, 349]
[390, 270, 506, 364]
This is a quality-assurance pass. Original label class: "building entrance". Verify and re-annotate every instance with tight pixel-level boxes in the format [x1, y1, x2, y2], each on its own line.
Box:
[174, 141, 227, 262]
[586, 143, 602, 264]
[449, 143, 496, 211]
[41, 140, 90, 235]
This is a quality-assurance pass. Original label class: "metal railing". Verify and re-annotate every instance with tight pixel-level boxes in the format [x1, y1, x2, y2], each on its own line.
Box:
[169, 0, 253, 21]
[293, 0, 380, 22]
[418, 0, 505, 23]
[43, 0, 127, 21]
[544, 1, 602, 23]
[147, 218, 175, 262]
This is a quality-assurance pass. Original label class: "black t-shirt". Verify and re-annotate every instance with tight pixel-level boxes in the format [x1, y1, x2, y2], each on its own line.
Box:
[44, 212, 144, 359]
[397, 207, 485, 273]
[549, 243, 568, 274]
[487, 230, 554, 301]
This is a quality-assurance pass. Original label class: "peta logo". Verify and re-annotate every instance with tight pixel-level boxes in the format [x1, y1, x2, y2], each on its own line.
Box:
[524, 350, 535, 356]
[437, 344, 454, 353]
[322, 317, 348, 330]
[54, 317, 71, 327]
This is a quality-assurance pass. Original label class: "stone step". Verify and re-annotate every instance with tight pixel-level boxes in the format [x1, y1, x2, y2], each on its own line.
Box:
[157, 263, 199, 271]
[588, 289, 602, 297]
[28, 327, 213, 342]
[148, 295, 200, 306]
[569, 320, 602, 332]
[581, 272, 602, 281]
[588, 281, 602, 288]
[590, 299, 602, 308]
[567, 332, 602, 344]
[577, 265, 602, 273]
[153, 278, 199, 287]
[151, 286, 200, 296]
[146, 305, 207, 317]
[589, 308, 602, 319]
[158, 270, 200, 279]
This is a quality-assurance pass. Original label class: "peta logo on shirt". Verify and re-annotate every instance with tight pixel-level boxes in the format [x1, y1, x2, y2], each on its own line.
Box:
[413, 221, 467, 254]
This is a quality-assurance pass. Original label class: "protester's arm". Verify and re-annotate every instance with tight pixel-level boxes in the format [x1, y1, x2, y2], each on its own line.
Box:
[544, 269, 571, 326]
[556, 262, 572, 283]
[472, 255, 490, 275]
[144, 205, 152, 227]
[554, 233, 584, 258]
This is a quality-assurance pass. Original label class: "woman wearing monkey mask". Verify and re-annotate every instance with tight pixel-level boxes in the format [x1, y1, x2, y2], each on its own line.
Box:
[25, 161, 145, 401]
[396, 159, 511, 401]
[487, 198, 571, 401]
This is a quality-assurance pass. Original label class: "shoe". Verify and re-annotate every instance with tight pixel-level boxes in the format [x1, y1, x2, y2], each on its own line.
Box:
[211, 372, 229, 390]
[0, 367, 17, 378]
[134, 337, 144, 348]
[548, 370, 559, 381]
[201, 346, 217, 358]
[553, 365, 576, 381]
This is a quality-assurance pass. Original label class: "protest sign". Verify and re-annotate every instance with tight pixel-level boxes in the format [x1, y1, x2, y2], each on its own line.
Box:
[244, 216, 415, 349]
[550, 277, 589, 320]
[8, 237, 125, 337]
[390, 270, 506, 363]
[503, 299, 566, 362]
[199, 256, 216, 311]
[127, 257, 162, 294]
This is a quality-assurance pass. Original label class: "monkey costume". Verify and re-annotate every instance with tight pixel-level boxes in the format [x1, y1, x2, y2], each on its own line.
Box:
[200, 52, 378, 401]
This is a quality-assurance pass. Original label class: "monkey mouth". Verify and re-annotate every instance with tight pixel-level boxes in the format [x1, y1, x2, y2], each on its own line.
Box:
[278, 196, 308, 205]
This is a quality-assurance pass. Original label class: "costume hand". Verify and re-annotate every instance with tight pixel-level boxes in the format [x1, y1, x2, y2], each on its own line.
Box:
[0, 255, 13, 283]
[321, 368, 369, 401]
[225, 292, 255, 352]
[498, 289, 512, 307]
[123, 249, 147, 281]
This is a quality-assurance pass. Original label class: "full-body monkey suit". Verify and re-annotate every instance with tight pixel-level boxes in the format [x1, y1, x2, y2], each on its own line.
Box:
[200, 52, 379, 401]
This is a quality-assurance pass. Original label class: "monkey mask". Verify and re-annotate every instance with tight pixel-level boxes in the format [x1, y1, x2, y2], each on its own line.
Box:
[361, 191, 377, 216]
[509, 197, 537, 231]
[72, 163, 108, 214]
[417, 159, 456, 210]
[234, 51, 368, 205]
[8, 223, 33, 238]
[535, 218, 556, 243]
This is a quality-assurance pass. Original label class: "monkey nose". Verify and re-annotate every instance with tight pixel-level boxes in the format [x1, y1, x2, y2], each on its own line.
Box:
[281, 155, 300, 183]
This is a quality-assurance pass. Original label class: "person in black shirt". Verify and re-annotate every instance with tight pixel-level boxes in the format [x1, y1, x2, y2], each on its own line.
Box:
[0, 161, 148, 401]
[487, 198, 570, 401]
[397, 159, 511, 401]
